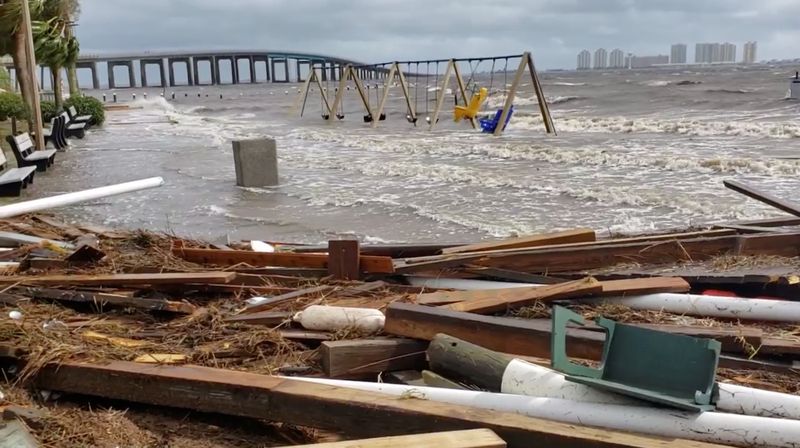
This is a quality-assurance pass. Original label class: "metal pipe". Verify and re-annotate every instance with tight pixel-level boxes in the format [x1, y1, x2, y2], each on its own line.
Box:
[0, 177, 165, 219]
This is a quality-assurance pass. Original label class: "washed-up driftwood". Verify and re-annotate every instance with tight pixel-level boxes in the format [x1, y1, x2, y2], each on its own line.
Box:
[241, 285, 334, 314]
[724, 180, 800, 218]
[441, 278, 602, 314]
[5, 287, 196, 314]
[0, 272, 236, 287]
[31, 360, 723, 448]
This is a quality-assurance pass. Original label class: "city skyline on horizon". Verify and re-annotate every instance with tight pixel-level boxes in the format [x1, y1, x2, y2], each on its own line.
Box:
[577, 40, 759, 70]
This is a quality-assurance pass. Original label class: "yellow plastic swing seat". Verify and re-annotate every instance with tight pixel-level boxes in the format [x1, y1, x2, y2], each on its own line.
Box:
[454, 87, 488, 122]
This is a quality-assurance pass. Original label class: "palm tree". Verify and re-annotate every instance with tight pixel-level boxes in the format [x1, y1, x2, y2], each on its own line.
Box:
[36, 0, 79, 107]
[0, 0, 44, 120]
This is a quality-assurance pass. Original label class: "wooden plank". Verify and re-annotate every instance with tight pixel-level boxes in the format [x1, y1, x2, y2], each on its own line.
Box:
[428, 60, 454, 131]
[320, 338, 427, 377]
[442, 229, 595, 255]
[32, 360, 724, 448]
[0, 272, 236, 287]
[724, 180, 800, 217]
[597, 277, 691, 296]
[242, 285, 333, 314]
[422, 370, 467, 390]
[173, 246, 395, 274]
[0, 230, 74, 249]
[737, 232, 800, 257]
[442, 278, 602, 314]
[463, 266, 567, 285]
[284, 429, 506, 448]
[328, 240, 360, 280]
[11, 287, 196, 314]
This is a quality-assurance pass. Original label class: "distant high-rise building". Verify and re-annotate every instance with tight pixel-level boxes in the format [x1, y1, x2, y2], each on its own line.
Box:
[630, 55, 670, 69]
[594, 48, 608, 69]
[609, 49, 625, 68]
[577, 50, 591, 70]
[670, 44, 687, 64]
[695, 43, 721, 63]
[720, 43, 736, 63]
[743, 41, 758, 64]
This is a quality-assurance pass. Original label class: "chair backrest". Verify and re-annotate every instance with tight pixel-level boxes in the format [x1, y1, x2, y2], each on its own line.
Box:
[69, 106, 78, 117]
[0, 145, 8, 170]
[60, 111, 70, 125]
[10, 133, 34, 157]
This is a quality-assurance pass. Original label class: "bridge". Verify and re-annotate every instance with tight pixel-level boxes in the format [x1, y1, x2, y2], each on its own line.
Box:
[8, 50, 386, 90]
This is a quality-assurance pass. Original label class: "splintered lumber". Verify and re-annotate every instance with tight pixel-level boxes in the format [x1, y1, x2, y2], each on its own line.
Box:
[441, 229, 596, 255]
[11, 287, 196, 313]
[442, 278, 602, 314]
[418, 277, 689, 308]
[225, 311, 292, 326]
[320, 338, 428, 377]
[172, 245, 395, 274]
[328, 239, 360, 280]
[284, 429, 506, 448]
[32, 360, 724, 448]
[385, 302, 603, 360]
[724, 180, 800, 218]
[396, 233, 740, 274]
[0, 272, 236, 287]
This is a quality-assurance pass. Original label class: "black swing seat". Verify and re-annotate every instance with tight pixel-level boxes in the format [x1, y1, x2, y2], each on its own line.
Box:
[0, 148, 36, 197]
[6, 132, 57, 172]
[67, 106, 93, 128]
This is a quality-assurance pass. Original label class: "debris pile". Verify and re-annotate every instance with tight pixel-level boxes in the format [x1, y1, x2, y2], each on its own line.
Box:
[1, 180, 800, 447]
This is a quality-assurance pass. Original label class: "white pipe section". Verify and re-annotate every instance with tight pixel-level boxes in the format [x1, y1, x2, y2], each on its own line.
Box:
[502, 359, 800, 420]
[289, 377, 800, 448]
[406, 276, 541, 290]
[0, 177, 165, 219]
[597, 293, 800, 322]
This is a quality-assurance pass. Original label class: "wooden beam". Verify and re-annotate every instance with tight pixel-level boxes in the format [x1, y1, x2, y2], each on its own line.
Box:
[724, 180, 800, 217]
[320, 338, 427, 378]
[428, 60, 454, 131]
[172, 246, 395, 274]
[385, 302, 603, 361]
[526, 52, 556, 135]
[0, 272, 236, 287]
[32, 360, 723, 448]
[596, 277, 691, 296]
[284, 429, 506, 448]
[328, 65, 350, 121]
[372, 63, 398, 129]
[441, 278, 602, 314]
[441, 229, 596, 255]
[328, 240, 360, 280]
[9, 287, 196, 314]
[494, 56, 527, 136]
[395, 66, 416, 123]
[452, 62, 476, 129]
[349, 67, 375, 119]
[225, 311, 292, 326]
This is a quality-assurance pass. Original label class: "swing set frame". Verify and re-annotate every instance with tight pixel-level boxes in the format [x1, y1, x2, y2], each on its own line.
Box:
[292, 51, 556, 136]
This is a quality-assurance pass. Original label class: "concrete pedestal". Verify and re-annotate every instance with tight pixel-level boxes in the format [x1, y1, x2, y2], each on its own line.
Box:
[232, 139, 278, 187]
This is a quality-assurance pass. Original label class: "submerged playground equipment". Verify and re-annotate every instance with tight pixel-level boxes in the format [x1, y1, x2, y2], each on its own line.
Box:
[291, 51, 556, 136]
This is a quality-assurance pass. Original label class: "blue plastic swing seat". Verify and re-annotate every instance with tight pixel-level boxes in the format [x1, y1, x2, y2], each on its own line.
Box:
[480, 106, 514, 133]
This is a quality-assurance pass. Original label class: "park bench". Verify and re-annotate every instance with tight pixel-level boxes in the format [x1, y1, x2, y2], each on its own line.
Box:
[5, 132, 57, 172]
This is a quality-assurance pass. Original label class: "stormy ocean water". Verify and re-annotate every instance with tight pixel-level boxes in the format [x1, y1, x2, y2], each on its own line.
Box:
[18, 64, 800, 244]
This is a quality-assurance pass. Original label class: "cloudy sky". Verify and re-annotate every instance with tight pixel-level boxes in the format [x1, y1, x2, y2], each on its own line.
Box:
[76, 0, 797, 69]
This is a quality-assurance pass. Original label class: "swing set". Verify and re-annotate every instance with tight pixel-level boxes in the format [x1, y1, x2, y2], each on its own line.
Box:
[291, 51, 556, 136]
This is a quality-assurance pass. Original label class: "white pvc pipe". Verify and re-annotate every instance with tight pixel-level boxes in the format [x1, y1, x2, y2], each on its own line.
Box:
[293, 305, 385, 333]
[502, 359, 800, 420]
[290, 377, 800, 448]
[406, 276, 541, 290]
[0, 177, 165, 219]
[597, 293, 800, 322]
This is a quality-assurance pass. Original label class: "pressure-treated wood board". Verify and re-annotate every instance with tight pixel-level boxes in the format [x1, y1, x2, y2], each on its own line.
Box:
[10, 287, 196, 313]
[284, 429, 506, 448]
[32, 360, 726, 448]
[0, 272, 236, 287]
[441, 229, 596, 255]
[724, 180, 800, 218]
[595, 277, 691, 296]
[442, 278, 602, 314]
[320, 338, 428, 377]
[172, 246, 395, 274]
[242, 285, 333, 314]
